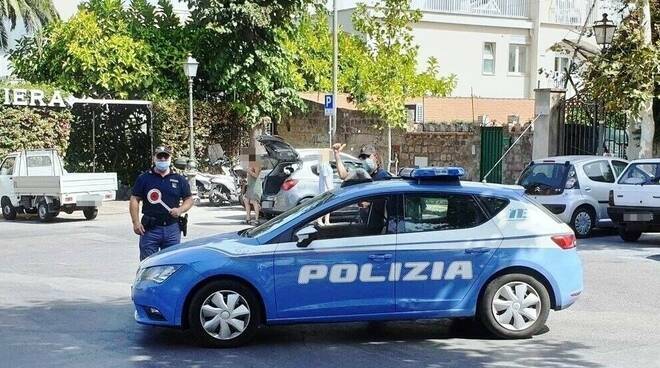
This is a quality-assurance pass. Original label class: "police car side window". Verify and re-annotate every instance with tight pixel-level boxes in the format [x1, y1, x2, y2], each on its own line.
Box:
[305, 196, 394, 241]
[403, 194, 487, 233]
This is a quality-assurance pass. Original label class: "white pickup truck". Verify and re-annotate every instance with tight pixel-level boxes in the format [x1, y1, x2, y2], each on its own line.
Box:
[0, 150, 118, 222]
[607, 159, 660, 242]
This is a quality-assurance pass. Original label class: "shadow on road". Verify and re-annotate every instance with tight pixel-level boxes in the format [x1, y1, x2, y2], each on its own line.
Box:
[0, 300, 602, 368]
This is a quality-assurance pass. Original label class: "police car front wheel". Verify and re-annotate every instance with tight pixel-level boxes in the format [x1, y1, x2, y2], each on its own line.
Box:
[188, 280, 261, 348]
[479, 273, 550, 339]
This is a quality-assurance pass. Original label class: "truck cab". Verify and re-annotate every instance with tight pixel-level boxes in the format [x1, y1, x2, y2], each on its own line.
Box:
[1, 150, 117, 222]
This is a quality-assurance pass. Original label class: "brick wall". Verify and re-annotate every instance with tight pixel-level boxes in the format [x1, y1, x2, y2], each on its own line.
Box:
[407, 96, 535, 125]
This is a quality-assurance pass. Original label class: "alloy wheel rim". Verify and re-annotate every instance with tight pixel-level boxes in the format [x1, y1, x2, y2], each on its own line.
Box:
[39, 206, 47, 218]
[492, 281, 541, 331]
[200, 290, 251, 340]
[3, 204, 10, 215]
[574, 211, 592, 235]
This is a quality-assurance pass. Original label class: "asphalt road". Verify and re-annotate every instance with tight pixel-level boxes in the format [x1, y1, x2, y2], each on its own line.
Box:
[0, 201, 659, 368]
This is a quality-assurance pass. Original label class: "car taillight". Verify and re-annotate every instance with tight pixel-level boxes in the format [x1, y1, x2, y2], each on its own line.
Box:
[609, 190, 615, 206]
[551, 234, 576, 249]
[281, 179, 298, 191]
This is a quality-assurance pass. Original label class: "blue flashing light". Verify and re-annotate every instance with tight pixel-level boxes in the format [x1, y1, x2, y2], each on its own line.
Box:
[399, 167, 465, 180]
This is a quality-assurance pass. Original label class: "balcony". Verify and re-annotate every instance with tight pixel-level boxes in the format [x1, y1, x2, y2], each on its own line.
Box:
[545, 0, 597, 26]
[411, 0, 530, 19]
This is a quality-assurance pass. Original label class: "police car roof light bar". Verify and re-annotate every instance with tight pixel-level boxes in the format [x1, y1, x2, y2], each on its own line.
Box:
[399, 167, 465, 184]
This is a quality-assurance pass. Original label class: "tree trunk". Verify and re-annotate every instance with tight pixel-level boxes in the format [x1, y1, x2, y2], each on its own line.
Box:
[638, 0, 655, 158]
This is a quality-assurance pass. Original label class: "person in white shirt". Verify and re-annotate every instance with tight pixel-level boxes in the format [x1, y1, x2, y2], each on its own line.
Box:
[317, 148, 334, 225]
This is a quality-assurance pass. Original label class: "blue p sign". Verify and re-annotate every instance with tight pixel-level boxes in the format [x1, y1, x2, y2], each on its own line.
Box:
[324, 94, 335, 117]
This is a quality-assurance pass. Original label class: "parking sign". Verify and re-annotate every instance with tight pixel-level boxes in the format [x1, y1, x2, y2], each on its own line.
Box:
[324, 94, 334, 117]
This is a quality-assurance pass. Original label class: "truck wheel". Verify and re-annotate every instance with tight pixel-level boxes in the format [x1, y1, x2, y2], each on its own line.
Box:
[619, 228, 642, 242]
[188, 280, 261, 348]
[83, 208, 98, 220]
[1, 199, 17, 221]
[570, 206, 595, 238]
[478, 273, 550, 339]
[37, 201, 53, 222]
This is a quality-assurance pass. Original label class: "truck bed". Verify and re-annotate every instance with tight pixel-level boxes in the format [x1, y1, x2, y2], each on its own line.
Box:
[13, 173, 118, 196]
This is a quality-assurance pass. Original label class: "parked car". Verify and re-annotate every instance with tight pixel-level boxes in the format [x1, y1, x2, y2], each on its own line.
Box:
[256, 136, 363, 217]
[608, 159, 660, 242]
[517, 156, 628, 238]
[132, 167, 582, 347]
[0, 149, 117, 222]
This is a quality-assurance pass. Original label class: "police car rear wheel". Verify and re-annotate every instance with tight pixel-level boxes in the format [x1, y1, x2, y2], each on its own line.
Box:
[188, 280, 260, 348]
[479, 274, 550, 339]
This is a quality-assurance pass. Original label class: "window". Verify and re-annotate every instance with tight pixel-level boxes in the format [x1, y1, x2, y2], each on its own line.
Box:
[0, 157, 16, 175]
[403, 194, 487, 233]
[508, 44, 527, 74]
[619, 163, 660, 185]
[554, 56, 570, 75]
[26, 155, 52, 168]
[301, 196, 395, 241]
[482, 42, 496, 74]
[480, 197, 510, 216]
[612, 161, 628, 177]
[583, 161, 615, 183]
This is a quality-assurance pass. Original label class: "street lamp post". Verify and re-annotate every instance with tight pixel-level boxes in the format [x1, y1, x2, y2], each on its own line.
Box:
[593, 13, 616, 51]
[182, 53, 199, 199]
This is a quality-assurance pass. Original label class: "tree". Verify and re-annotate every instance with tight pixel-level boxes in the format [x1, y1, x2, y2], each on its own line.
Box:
[351, 0, 455, 130]
[0, 0, 59, 49]
[582, 0, 660, 158]
[187, 0, 309, 127]
[8, 0, 193, 100]
[9, 0, 155, 99]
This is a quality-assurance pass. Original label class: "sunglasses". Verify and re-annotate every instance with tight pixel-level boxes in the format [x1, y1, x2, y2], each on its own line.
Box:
[155, 153, 171, 160]
[358, 154, 372, 160]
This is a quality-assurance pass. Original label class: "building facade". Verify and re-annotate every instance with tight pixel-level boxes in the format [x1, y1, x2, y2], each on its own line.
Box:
[338, 0, 611, 99]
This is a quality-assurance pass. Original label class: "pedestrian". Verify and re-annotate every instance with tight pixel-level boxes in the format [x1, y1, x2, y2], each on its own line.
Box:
[332, 143, 392, 182]
[129, 146, 193, 261]
[317, 148, 334, 225]
[243, 153, 262, 225]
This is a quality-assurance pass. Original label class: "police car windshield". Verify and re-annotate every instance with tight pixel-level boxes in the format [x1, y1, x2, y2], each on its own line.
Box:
[244, 192, 335, 238]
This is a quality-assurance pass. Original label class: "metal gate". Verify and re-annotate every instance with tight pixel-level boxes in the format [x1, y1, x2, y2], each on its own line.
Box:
[480, 126, 504, 183]
[559, 95, 628, 158]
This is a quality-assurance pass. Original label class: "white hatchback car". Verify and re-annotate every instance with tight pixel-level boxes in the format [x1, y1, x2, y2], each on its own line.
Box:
[517, 156, 628, 238]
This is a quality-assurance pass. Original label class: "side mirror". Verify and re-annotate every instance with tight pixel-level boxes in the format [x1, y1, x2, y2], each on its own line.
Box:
[295, 225, 318, 248]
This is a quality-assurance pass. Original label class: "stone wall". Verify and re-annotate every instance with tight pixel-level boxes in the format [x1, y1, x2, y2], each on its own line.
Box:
[279, 102, 534, 183]
[279, 101, 404, 165]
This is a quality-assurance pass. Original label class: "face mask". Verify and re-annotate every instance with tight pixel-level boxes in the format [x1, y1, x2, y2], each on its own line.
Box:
[361, 157, 376, 173]
[155, 160, 171, 172]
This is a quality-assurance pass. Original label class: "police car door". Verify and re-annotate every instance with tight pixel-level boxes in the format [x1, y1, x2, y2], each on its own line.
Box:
[395, 193, 502, 312]
[273, 195, 396, 319]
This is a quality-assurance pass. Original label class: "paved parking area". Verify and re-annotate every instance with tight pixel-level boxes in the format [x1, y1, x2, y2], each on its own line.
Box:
[0, 201, 659, 368]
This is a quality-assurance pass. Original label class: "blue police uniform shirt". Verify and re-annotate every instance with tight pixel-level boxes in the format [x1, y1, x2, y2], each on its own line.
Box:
[371, 168, 392, 181]
[132, 168, 192, 218]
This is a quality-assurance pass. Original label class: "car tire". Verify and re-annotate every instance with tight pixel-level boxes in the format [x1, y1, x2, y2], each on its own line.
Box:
[188, 280, 261, 348]
[619, 228, 642, 242]
[478, 273, 550, 339]
[570, 206, 595, 238]
[83, 208, 98, 220]
[37, 201, 53, 222]
[1, 199, 17, 221]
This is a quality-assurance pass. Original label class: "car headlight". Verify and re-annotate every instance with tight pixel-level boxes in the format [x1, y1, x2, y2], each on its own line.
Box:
[136, 265, 182, 283]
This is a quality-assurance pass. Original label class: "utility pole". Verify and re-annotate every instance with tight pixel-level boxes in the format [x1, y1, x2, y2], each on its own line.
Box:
[332, 0, 338, 144]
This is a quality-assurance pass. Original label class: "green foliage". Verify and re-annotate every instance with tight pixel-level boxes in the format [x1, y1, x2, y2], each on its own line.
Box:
[0, 0, 59, 49]
[0, 105, 72, 159]
[9, 2, 155, 99]
[153, 99, 247, 167]
[188, 0, 308, 126]
[65, 104, 152, 185]
[9, 0, 191, 100]
[285, 0, 456, 129]
[582, 0, 660, 118]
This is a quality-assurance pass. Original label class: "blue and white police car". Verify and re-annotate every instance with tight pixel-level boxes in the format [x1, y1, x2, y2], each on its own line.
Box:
[132, 167, 583, 347]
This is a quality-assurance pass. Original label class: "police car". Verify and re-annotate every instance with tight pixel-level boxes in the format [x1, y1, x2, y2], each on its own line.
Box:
[132, 167, 583, 347]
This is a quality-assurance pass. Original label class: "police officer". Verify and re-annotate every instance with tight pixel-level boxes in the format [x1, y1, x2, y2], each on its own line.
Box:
[129, 146, 193, 260]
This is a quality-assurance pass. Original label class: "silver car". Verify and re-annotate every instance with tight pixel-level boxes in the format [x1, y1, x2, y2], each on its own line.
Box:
[257, 136, 362, 217]
[517, 155, 628, 238]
